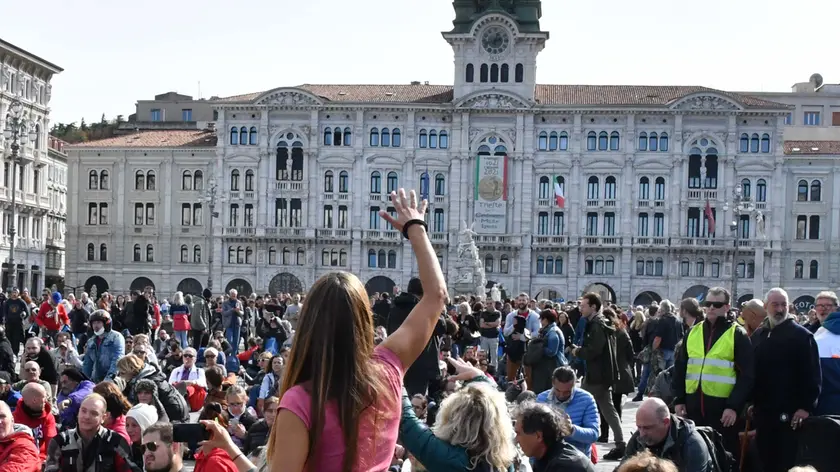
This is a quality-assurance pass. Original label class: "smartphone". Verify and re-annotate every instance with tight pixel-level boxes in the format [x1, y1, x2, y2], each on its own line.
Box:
[173, 423, 211, 443]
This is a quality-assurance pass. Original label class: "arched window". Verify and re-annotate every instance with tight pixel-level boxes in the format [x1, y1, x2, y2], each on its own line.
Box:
[378, 250, 386, 269]
[739, 133, 749, 153]
[595, 256, 605, 275]
[182, 171, 192, 190]
[609, 131, 620, 151]
[538, 131, 548, 151]
[133, 244, 141, 262]
[230, 127, 239, 145]
[587, 131, 597, 151]
[321, 250, 329, 266]
[227, 247, 235, 264]
[587, 176, 599, 200]
[435, 174, 446, 196]
[387, 172, 398, 193]
[536, 256, 545, 274]
[418, 129, 428, 148]
[538, 176, 550, 199]
[465, 63, 474, 83]
[559, 132, 569, 151]
[180, 245, 188, 262]
[548, 132, 558, 151]
[245, 170, 254, 191]
[89, 170, 99, 190]
[654, 258, 664, 276]
[480, 64, 489, 82]
[797, 180, 809, 201]
[546, 257, 554, 274]
[339, 171, 349, 193]
[392, 128, 401, 147]
[515, 63, 524, 82]
[370, 171, 381, 193]
[245, 247, 253, 264]
[100, 170, 110, 189]
[193, 170, 203, 190]
[249, 126, 258, 145]
[369, 128, 380, 146]
[339, 249, 347, 266]
[296, 248, 304, 265]
[584, 256, 594, 275]
[146, 171, 156, 190]
[639, 177, 650, 200]
[387, 250, 397, 269]
[554, 256, 563, 274]
[323, 127, 332, 146]
[605, 256, 615, 275]
[429, 130, 438, 149]
[282, 248, 290, 265]
[756, 179, 767, 202]
[811, 180, 822, 201]
[750, 134, 760, 153]
[343, 127, 352, 146]
[760, 133, 770, 153]
[239, 126, 248, 145]
[324, 171, 334, 193]
[500, 255, 510, 273]
[660, 132, 669, 151]
[794, 260, 804, 279]
[367, 249, 376, 268]
[230, 170, 240, 191]
[598, 131, 608, 150]
[681, 258, 691, 276]
[194, 245, 201, 263]
[500, 64, 509, 82]
[810, 260, 819, 279]
[638, 132, 648, 151]
[100, 244, 107, 261]
[736, 260, 746, 278]
[484, 255, 494, 273]
[604, 176, 617, 200]
[333, 127, 342, 146]
[268, 247, 276, 265]
[135, 170, 145, 190]
[649, 132, 658, 151]
[696, 259, 705, 277]
[741, 178, 751, 199]
[381, 128, 391, 147]
[290, 142, 304, 182]
[87, 243, 94, 261]
[490, 64, 499, 83]
[439, 131, 449, 149]
[146, 244, 154, 262]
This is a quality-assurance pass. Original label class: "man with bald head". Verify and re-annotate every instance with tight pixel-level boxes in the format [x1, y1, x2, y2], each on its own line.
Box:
[0, 401, 40, 471]
[45, 393, 140, 472]
[620, 398, 714, 472]
[13, 360, 53, 401]
[11, 382, 56, 461]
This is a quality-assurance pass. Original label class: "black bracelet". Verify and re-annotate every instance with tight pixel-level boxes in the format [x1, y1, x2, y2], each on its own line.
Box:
[401, 219, 428, 240]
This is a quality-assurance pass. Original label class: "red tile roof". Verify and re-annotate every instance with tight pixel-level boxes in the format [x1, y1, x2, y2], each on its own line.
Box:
[214, 84, 787, 108]
[784, 141, 840, 155]
[67, 130, 218, 149]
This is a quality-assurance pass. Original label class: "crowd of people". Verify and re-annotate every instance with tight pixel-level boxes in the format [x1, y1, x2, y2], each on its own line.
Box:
[0, 187, 835, 472]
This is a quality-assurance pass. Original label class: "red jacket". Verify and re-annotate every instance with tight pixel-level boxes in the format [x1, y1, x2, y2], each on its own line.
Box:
[106, 415, 131, 445]
[12, 398, 56, 461]
[237, 345, 259, 362]
[35, 302, 69, 332]
[194, 447, 238, 472]
[0, 425, 40, 472]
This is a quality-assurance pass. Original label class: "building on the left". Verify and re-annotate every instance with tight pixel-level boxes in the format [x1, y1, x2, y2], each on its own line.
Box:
[0, 38, 64, 293]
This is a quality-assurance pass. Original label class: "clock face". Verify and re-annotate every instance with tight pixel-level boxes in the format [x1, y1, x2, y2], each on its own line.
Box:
[481, 26, 510, 57]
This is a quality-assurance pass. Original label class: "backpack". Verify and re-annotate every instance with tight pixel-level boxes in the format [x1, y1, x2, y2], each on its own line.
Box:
[694, 425, 735, 472]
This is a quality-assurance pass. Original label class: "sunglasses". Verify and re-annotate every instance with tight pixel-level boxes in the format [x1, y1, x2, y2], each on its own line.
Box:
[182, 354, 195, 358]
[702, 301, 726, 309]
[141, 441, 166, 453]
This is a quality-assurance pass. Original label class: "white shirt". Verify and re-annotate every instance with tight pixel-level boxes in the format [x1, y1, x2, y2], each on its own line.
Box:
[168, 364, 207, 388]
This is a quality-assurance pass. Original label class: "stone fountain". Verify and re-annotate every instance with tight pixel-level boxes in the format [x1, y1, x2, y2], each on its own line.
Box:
[450, 222, 488, 300]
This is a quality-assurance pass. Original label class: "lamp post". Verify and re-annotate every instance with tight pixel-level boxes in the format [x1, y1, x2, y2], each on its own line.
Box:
[722, 186, 755, 306]
[204, 176, 220, 292]
[2, 99, 37, 292]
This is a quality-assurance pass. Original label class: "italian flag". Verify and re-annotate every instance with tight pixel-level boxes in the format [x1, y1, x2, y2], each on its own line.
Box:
[554, 176, 565, 208]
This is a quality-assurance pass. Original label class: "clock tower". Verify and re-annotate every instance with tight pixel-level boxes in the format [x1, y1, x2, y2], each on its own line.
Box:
[443, 0, 548, 102]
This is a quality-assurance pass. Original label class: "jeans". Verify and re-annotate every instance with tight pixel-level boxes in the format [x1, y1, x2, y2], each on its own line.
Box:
[661, 349, 675, 369]
[637, 362, 652, 397]
[175, 330, 189, 349]
[225, 324, 241, 355]
[479, 336, 499, 367]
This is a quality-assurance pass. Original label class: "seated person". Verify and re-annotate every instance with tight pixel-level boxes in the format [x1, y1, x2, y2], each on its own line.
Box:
[223, 385, 257, 448]
[168, 347, 206, 412]
[242, 395, 277, 457]
[204, 365, 229, 408]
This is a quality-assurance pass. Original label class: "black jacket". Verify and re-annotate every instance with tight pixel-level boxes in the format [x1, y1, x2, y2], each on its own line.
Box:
[672, 316, 754, 414]
[619, 415, 715, 472]
[387, 293, 446, 381]
[574, 313, 618, 387]
[0, 335, 14, 375]
[373, 299, 391, 328]
[69, 307, 90, 334]
[533, 440, 595, 472]
[242, 418, 271, 455]
[614, 329, 636, 395]
[27, 348, 59, 384]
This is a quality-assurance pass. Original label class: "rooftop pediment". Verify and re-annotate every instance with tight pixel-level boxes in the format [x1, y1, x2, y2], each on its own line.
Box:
[455, 90, 532, 110]
[669, 93, 743, 112]
[253, 88, 324, 107]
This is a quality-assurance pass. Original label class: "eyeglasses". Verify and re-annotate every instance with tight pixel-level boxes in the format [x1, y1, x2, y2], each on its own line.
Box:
[816, 304, 836, 309]
[182, 354, 195, 358]
[141, 441, 165, 453]
[702, 301, 726, 309]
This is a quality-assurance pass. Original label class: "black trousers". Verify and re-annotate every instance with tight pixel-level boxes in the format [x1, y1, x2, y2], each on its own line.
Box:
[599, 391, 624, 440]
[688, 402, 741, 464]
[755, 414, 799, 472]
[191, 329, 208, 350]
[6, 324, 23, 357]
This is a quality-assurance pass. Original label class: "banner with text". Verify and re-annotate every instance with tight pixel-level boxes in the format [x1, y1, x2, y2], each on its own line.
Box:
[474, 154, 508, 234]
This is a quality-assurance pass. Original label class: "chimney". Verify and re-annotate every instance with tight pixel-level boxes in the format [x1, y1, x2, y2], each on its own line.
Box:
[410, 81, 421, 85]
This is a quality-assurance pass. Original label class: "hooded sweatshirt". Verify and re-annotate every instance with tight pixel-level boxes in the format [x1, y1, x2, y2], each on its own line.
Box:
[12, 399, 57, 461]
[56, 380, 95, 428]
[0, 424, 41, 472]
[35, 301, 69, 332]
[814, 312, 840, 415]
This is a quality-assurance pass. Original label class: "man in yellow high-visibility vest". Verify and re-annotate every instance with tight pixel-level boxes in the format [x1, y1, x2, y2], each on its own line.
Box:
[672, 286, 754, 462]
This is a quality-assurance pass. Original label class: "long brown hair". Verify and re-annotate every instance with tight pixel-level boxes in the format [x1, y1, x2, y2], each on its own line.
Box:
[267, 272, 390, 472]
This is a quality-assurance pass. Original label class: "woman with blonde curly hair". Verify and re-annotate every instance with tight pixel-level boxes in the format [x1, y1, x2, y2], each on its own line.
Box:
[398, 356, 517, 471]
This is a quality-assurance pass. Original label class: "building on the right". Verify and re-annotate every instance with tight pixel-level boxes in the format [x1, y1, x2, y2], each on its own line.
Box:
[748, 74, 840, 311]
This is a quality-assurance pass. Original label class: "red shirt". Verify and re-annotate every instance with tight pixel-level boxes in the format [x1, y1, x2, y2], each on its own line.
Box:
[35, 302, 69, 332]
[12, 399, 56, 461]
[194, 447, 238, 472]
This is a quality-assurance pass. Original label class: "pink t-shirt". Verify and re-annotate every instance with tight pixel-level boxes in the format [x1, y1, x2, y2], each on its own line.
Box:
[279, 345, 404, 472]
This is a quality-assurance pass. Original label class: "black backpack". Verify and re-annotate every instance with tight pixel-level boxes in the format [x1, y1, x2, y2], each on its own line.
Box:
[694, 425, 735, 472]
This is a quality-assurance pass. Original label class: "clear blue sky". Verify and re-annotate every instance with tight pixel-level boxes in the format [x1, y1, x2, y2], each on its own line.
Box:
[3, 0, 837, 125]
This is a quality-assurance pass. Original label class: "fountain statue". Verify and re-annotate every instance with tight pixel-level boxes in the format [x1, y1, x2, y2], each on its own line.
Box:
[490, 284, 502, 303]
[451, 222, 487, 300]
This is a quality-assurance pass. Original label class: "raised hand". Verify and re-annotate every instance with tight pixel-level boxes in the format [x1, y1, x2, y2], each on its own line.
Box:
[379, 189, 428, 233]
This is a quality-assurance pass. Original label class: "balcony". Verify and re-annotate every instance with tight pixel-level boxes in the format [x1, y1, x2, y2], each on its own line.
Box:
[275, 180, 307, 194]
[533, 235, 569, 247]
[224, 227, 256, 236]
[430, 232, 448, 243]
[336, 193, 351, 201]
[632, 237, 668, 246]
[229, 191, 241, 200]
[675, 237, 725, 248]
[265, 227, 305, 237]
[537, 199, 551, 207]
[362, 230, 400, 242]
[637, 200, 650, 208]
[433, 195, 445, 205]
[586, 200, 599, 207]
[653, 199, 666, 208]
[316, 229, 351, 240]
[243, 191, 255, 200]
[581, 236, 621, 247]
[603, 199, 617, 208]
[369, 193, 384, 203]
[688, 189, 718, 201]
[323, 193, 336, 201]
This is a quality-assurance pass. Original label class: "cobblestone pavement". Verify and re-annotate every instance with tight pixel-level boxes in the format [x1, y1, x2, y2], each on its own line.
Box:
[594, 397, 640, 472]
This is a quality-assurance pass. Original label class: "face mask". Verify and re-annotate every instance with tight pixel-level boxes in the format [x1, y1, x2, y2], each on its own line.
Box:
[94, 328, 105, 336]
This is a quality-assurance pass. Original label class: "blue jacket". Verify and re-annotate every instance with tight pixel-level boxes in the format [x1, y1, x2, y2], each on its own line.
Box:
[815, 312, 840, 415]
[3, 388, 20, 411]
[222, 299, 242, 328]
[543, 322, 568, 365]
[536, 387, 599, 457]
[82, 330, 125, 382]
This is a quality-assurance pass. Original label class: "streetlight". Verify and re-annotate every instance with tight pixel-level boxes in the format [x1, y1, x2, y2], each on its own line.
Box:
[2, 99, 37, 292]
[204, 176, 221, 292]
[722, 186, 756, 306]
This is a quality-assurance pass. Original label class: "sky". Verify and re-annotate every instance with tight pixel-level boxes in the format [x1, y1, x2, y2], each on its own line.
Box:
[3, 0, 838, 125]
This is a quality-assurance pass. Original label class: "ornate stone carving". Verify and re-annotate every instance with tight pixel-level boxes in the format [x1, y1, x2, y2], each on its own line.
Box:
[462, 93, 527, 110]
[501, 128, 516, 148]
[451, 222, 487, 299]
[259, 91, 319, 107]
[469, 128, 483, 143]
[0, 69, 9, 89]
[300, 125, 311, 137]
[675, 95, 740, 111]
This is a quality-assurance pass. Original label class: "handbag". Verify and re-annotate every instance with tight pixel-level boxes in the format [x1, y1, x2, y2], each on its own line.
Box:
[523, 337, 546, 366]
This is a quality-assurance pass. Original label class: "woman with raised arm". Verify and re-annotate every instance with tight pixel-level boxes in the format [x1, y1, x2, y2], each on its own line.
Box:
[268, 188, 448, 472]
